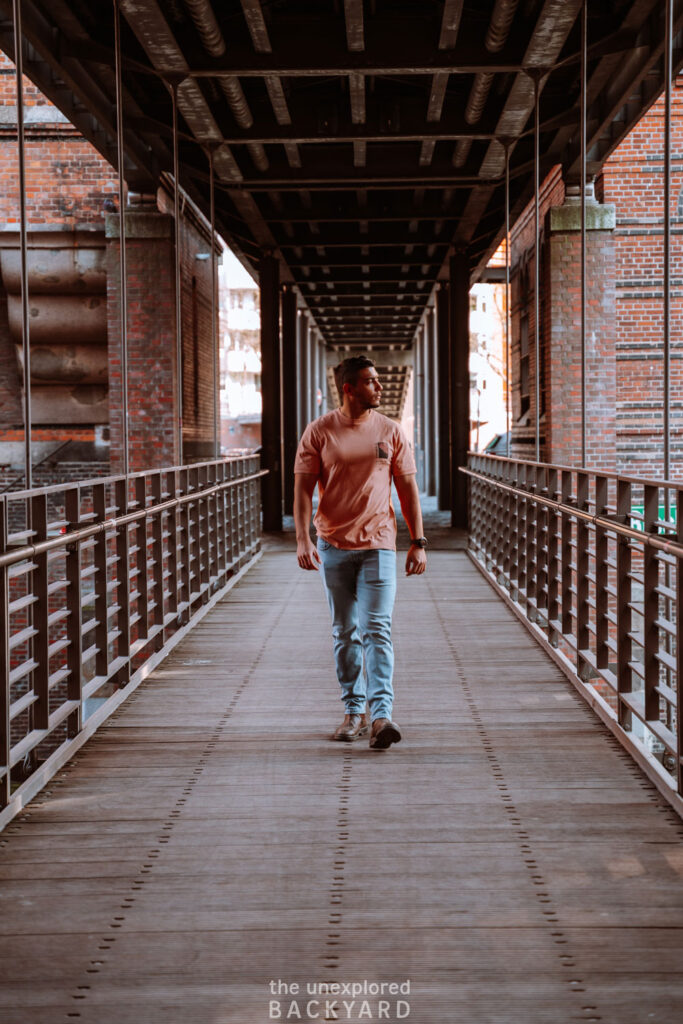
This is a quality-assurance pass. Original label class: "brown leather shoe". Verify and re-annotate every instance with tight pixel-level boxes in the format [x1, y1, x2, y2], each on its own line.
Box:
[332, 713, 370, 742]
[369, 717, 402, 750]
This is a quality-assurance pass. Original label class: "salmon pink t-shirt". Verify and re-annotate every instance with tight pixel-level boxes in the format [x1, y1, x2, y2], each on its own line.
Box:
[294, 408, 416, 550]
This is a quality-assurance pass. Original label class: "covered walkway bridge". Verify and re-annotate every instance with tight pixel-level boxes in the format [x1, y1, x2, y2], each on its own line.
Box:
[2, 1, 683, 1021]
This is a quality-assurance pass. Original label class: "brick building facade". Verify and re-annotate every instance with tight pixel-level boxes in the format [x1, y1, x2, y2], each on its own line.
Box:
[0, 51, 220, 482]
[508, 82, 683, 478]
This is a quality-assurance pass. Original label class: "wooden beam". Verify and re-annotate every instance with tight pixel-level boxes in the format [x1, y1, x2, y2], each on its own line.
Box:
[344, 0, 365, 52]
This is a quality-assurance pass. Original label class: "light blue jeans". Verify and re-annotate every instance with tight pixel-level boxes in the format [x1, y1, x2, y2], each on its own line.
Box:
[317, 539, 397, 722]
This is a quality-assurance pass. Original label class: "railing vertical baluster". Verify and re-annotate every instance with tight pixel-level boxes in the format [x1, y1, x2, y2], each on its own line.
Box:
[617, 479, 633, 730]
[0, 501, 10, 807]
[228, 460, 237, 567]
[93, 483, 109, 678]
[150, 473, 165, 643]
[180, 467, 192, 609]
[199, 463, 210, 598]
[65, 487, 83, 739]
[237, 458, 245, 557]
[517, 463, 527, 602]
[166, 469, 179, 621]
[561, 470, 573, 637]
[189, 465, 200, 602]
[250, 460, 258, 548]
[576, 471, 590, 676]
[537, 464, 548, 622]
[205, 462, 214, 588]
[525, 464, 537, 613]
[217, 461, 227, 580]
[547, 467, 560, 640]
[488, 466, 498, 573]
[115, 478, 131, 687]
[643, 485, 660, 725]
[595, 475, 609, 669]
[31, 492, 49, 730]
[510, 460, 520, 599]
[676, 489, 683, 795]
[135, 476, 149, 644]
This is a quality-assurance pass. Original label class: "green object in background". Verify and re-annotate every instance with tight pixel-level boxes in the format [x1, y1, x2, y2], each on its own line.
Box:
[630, 504, 677, 532]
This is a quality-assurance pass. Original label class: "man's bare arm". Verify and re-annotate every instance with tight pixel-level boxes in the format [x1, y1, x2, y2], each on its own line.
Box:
[294, 473, 321, 571]
[394, 472, 427, 576]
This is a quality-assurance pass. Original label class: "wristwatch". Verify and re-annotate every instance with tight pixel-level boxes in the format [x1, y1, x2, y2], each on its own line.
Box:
[410, 537, 428, 548]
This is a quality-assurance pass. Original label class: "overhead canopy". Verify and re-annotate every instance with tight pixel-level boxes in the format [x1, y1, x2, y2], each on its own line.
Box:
[0, 0, 679, 415]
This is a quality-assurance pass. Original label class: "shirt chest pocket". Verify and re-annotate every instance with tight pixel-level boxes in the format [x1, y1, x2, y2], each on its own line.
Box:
[375, 441, 393, 463]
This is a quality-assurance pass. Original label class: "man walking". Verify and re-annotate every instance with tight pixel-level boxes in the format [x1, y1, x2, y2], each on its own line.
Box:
[294, 355, 426, 750]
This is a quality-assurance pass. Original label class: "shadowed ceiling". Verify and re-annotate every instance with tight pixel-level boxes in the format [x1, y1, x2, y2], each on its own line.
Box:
[0, 0, 679, 418]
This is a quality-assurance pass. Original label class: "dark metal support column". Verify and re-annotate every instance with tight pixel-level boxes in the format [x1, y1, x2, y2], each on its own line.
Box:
[504, 141, 511, 458]
[427, 307, 438, 497]
[421, 320, 431, 495]
[171, 80, 183, 465]
[113, 0, 129, 476]
[450, 252, 470, 528]
[580, 0, 587, 466]
[419, 323, 428, 492]
[282, 286, 298, 515]
[209, 147, 219, 458]
[12, 0, 31, 490]
[533, 72, 541, 462]
[664, 0, 673, 478]
[260, 254, 282, 531]
[312, 327, 320, 422]
[436, 284, 451, 510]
[414, 326, 423, 489]
[299, 312, 309, 432]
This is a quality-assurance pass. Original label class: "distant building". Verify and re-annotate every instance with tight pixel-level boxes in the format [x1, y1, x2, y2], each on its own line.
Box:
[469, 282, 507, 452]
[219, 250, 261, 453]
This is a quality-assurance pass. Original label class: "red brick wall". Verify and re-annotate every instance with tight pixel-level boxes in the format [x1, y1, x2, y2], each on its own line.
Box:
[1, 50, 220, 472]
[545, 224, 616, 471]
[106, 196, 220, 472]
[508, 165, 565, 459]
[0, 53, 118, 228]
[157, 189, 219, 461]
[106, 214, 179, 472]
[601, 81, 683, 479]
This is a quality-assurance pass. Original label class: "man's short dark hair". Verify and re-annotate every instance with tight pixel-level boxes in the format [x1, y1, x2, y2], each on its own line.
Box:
[334, 355, 376, 400]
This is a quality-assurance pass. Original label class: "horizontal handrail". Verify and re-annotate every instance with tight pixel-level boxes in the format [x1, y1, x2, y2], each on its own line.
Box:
[461, 466, 683, 557]
[468, 448, 683, 492]
[0, 469, 268, 569]
[1, 456, 266, 830]
[465, 453, 683, 815]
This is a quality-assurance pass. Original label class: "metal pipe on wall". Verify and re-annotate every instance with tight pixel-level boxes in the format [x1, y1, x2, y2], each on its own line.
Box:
[504, 140, 511, 458]
[428, 307, 438, 497]
[664, 0, 673, 479]
[312, 329, 320, 423]
[12, 0, 31, 491]
[113, 0, 129, 476]
[209, 147, 219, 458]
[414, 325, 423, 485]
[298, 312, 309, 431]
[171, 80, 184, 465]
[533, 72, 541, 463]
[580, 0, 587, 467]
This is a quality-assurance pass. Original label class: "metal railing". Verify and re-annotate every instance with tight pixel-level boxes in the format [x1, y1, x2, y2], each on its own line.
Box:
[464, 453, 683, 811]
[0, 456, 266, 828]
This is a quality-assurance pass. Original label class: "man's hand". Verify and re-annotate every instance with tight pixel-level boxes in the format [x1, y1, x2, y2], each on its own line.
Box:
[294, 473, 320, 571]
[297, 538, 321, 571]
[405, 545, 427, 576]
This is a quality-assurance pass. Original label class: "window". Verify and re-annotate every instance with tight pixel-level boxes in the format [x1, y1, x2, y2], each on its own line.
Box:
[519, 315, 530, 418]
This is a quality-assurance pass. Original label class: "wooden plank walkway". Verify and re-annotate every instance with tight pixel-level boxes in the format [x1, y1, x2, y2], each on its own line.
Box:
[2, 547, 683, 1024]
